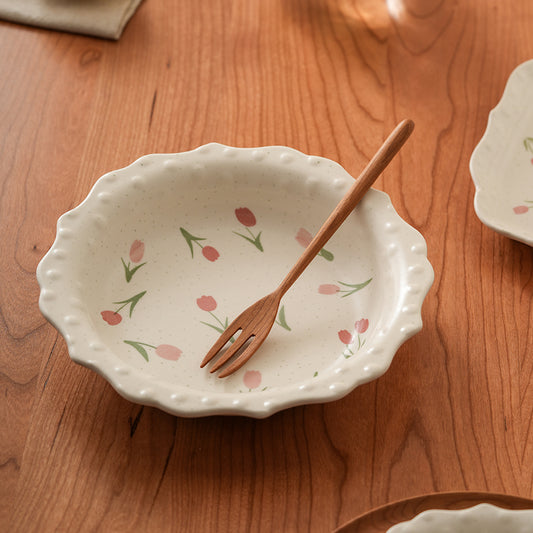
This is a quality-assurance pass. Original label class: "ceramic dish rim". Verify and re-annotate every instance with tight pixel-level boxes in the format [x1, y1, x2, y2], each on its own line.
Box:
[37, 143, 434, 418]
[388, 502, 533, 532]
[470, 59, 533, 247]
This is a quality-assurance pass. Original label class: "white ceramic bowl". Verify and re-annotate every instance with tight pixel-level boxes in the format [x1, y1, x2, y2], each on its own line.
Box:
[471, 59, 533, 247]
[37, 143, 433, 417]
[388, 503, 533, 533]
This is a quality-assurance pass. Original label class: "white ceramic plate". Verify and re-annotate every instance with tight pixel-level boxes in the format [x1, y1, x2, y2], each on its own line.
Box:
[387, 503, 533, 533]
[471, 59, 533, 247]
[37, 143, 433, 418]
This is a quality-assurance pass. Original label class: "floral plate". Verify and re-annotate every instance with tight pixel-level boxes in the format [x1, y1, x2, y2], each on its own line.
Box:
[37, 143, 433, 418]
[387, 504, 533, 533]
[471, 59, 533, 247]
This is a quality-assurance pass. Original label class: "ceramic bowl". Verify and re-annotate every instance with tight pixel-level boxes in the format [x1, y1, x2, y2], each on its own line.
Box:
[37, 143, 433, 418]
[388, 503, 533, 533]
[471, 59, 533, 247]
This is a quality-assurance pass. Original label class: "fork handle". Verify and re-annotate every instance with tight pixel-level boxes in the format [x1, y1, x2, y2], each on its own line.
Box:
[275, 119, 414, 298]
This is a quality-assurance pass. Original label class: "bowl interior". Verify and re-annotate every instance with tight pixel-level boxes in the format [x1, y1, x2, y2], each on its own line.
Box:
[38, 145, 431, 415]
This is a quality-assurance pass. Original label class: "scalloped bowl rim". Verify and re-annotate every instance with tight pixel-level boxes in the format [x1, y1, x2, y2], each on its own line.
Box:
[37, 143, 433, 418]
[388, 503, 533, 532]
[470, 59, 533, 247]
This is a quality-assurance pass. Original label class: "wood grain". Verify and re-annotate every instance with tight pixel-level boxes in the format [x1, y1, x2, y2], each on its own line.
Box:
[1, 0, 532, 531]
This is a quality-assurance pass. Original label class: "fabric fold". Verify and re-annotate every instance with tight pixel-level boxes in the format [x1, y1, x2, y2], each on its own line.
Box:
[0, 0, 144, 40]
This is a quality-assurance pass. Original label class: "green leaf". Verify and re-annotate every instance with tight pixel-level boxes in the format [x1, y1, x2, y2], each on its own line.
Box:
[200, 321, 226, 335]
[128, 291, 146, 317]
[318, 248, 334, 261]
[113, 291, 147, 317]
[254, 231, 264, 252]
[275, 305, 291, 331]
[124, 340, 150, 361]
[524, 137, 533, 153]
[121, 258, 147, 282]
[180, 227, 205, 258]
[313, 371, 318, 377]
[200, 321, 236, 343]
[338, 277, 372, 297]
[233, 231, 264, 252]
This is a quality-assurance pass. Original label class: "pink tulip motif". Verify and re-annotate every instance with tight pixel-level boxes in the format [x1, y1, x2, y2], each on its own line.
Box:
[122, 240, 147, 282]
[338, 329, 354, 345]
[355, 318, 369, 334]
[101, 291, 146, 324]
[295, 228, 334, 261]
[197, 296, 291, 338]
[197, 295, 217, 312]
[233, 207, 264, 251]
[318, 278, 372, 297]
[243, 370, 262, 390]
[318, 284, 340, 295]
[129, 240, 144, 262]
[202, 246, 220, 261]
[180, 227, 220, 262]
[338, 318, 370, 358]
[101, 310, 122, 325]
[124, 340, 182, 362]
[513, 203, 532, 214]
[197, 295, 233, 339]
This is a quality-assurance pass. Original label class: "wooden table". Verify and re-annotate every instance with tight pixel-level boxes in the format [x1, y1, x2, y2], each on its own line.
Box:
[1, 1, 532, 531]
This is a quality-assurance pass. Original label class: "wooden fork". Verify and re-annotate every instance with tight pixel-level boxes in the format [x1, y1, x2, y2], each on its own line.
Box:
[201, 119, 414, 378]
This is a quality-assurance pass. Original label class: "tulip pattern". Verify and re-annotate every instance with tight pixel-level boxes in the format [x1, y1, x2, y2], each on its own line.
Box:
[124, 340, 182, 362]
[100, 240, 184, 362]
[121, 240, 147, 282]
[97, 208, 376, 372]
[338, 318, 369, 358]
[101, 310, 122, 325]
[102, 241, 148, 322]
[197, 295, 291, 335]
[513, 203, 533, 214]
[233, 207, 264, 251]
[240, 370, 268, 392]
[180, 227, 220, 261]
[243, 370, 262, 390]
[295, 228, 334, 261]
[196, 295, 232, 337]
[101, 291, 146, 324]
[318, 277, 372, 297]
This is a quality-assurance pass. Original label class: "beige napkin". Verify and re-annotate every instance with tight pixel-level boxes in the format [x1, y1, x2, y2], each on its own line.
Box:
[0, 0, 144, 40]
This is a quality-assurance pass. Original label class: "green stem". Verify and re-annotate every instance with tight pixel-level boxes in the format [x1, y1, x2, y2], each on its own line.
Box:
[135, 342, 157, 349]
[209, 311, 226, 329]
[115, 301, 129, 313]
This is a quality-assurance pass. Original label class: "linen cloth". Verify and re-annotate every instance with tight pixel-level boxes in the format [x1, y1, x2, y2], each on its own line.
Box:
[0, 0, 144, 40]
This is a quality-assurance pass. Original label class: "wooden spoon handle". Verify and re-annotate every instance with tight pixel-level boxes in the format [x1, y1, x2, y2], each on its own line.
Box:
[276, 119, 414, 298]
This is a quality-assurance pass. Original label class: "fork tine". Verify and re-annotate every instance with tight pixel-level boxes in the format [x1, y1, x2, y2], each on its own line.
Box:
[217, 332, 269, 378]
[208, 330, 254, 373]
[200, 323, 241, 368]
